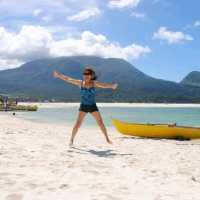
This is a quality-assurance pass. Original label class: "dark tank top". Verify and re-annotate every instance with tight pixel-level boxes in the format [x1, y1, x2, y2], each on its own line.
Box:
[80, 80, 96, 105]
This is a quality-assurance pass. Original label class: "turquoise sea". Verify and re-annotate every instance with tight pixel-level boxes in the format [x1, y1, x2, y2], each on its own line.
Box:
[11, 104, 200, 127]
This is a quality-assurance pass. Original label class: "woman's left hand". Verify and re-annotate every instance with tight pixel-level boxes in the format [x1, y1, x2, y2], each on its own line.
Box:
[53, 70, 61, 78]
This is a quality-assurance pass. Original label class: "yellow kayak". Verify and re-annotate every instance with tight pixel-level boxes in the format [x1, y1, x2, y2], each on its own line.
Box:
[112, 118, 200, 139]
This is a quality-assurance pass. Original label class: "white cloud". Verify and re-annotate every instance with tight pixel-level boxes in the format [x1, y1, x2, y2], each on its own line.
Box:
[130, 11, 146, 19]
[67, 7, 101, 22]
[0, 0, 99, 24]
[33, 9, 43, 17]
[44, 25, 79, 37]
[108, 0, 141, 9]
[50, 31, 151, 59]
[153, 27, 193, 44]
[0, 26, 151, 69]
[0, 0, 101, 35]
[42, 15, 53, 22]
[0, 59, 23, 70]
[194, 21, 200, 27]
[33, 9, 53, 23]
[0, 26, 52, 68]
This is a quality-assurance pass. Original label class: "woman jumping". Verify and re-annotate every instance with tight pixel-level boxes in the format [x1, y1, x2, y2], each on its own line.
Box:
[53, 67, 118, 146]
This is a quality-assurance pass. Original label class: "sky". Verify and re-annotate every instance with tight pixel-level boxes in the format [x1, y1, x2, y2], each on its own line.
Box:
[0, 0, 199, 82]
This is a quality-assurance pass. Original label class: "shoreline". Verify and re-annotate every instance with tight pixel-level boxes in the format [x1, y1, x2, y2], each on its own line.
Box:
[19, 102, 200, 108]
[2, 102, 200, 128]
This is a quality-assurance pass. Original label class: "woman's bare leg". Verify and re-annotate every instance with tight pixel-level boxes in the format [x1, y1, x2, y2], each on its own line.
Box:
[69, 111, 86, 146]
[91, 111, 112, 144]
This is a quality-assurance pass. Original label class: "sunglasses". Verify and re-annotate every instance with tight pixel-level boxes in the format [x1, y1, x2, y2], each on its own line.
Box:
[83, 72, 91, 76]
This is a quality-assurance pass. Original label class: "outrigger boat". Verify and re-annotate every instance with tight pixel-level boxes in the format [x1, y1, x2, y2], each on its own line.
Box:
[112, 118, 200, 140]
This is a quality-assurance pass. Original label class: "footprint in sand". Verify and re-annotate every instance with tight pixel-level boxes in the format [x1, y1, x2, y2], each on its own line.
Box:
[5, 193, 23, 200]
[47, 187, 57, 191]
[42, 144, 55, 149]
[0, 172, 11, 177]
[83, 169, 99, 175]
[16, 174, 26, 178]
[19, 165, 26, 168]
[59, 184, 69, 189]
[5, 131, 15, 135]
[99, 193, 121, 200]
[27, 183, 38, 189]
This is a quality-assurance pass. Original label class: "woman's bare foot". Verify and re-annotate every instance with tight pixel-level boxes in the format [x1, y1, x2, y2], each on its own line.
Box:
[107, 139, 113, 144]
[69, 140, 74, 147]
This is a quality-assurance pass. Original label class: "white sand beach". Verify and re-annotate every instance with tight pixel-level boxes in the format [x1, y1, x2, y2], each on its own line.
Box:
[1, 113, 200, 200]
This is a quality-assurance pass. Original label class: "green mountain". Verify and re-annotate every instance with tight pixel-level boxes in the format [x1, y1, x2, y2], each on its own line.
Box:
[0, 56, 200, 103]
[181, 71, 200, 87]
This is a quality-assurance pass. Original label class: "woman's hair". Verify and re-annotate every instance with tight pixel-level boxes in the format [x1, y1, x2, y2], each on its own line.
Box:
[83, 66, 97, 80]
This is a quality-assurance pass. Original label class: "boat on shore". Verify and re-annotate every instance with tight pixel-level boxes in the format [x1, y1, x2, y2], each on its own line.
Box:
[112, 118, 200, 140]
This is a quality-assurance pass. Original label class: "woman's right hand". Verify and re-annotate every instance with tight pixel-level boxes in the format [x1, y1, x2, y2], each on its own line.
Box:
[112, 83, 118, 90]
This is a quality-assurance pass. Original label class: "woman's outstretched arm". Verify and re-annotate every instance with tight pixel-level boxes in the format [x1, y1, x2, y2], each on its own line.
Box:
[94, 81, 118, 90]
[53, 70, 81, 87]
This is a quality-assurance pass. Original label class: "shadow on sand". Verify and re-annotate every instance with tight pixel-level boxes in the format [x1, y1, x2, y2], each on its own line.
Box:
[117, 136, 200, 145]
[117, 136, 191, 141]
[69, 147, 133, 158]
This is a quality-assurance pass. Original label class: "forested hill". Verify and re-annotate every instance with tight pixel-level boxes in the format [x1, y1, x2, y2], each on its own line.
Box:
[0, 56, 200, 103]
